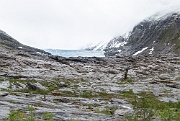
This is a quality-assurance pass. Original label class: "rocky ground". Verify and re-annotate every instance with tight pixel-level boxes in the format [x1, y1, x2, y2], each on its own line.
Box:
[0, 45, 180, 121]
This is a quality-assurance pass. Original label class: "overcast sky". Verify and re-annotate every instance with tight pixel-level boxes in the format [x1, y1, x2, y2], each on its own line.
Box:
[0, 0, 180, 50]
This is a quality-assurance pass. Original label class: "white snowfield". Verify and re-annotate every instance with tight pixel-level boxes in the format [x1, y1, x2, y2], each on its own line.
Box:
[133, 47, 148, 56]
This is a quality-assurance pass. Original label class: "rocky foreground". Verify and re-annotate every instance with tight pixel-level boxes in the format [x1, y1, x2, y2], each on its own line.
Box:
[0, 45, 180, 121]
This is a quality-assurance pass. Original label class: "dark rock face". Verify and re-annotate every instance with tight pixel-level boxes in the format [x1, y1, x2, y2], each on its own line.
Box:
[105, 12, 180, 56]
[0, 30, 50, 55]
[104, 36, 127, 56]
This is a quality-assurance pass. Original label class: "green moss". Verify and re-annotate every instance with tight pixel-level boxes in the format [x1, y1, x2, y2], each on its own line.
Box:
[9, 79, 36, 84]
[172, 31, 180, 40]
[0, 78, 5, 82]
[80, 79, 88, 82]
[84, 103, 101, 109]
[58, 91, 75, 97]
[95, 106, 118, 115]
[52, 90, 119, 99]
[119, 78, 134, 84]
[120, 89, 136, 100]
[6, 100, 22, 104]
[158, 26, 175, 40]
[7, 105, 54, 121]
[77, 91, 94, 98]
[174, 44, 180, 51]
[8, 110, 27, 121]
[76, 91, 117, 99]
[163, 89, 172, 93]
[42, 112, 54, 121]
[20, 88, 49, 95]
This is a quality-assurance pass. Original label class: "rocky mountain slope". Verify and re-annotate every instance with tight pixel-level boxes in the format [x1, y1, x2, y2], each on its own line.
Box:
[103, 36, 127, 56]
[0, 30, 50, 55]
[104, 12, 180, 56]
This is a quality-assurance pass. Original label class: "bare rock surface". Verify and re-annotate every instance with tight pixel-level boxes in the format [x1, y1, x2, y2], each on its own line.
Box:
[0, 45, 180, 120]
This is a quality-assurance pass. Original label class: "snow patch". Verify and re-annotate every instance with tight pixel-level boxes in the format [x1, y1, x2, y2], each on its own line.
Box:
[133, 47, 148, 56]
[149, 47, 154, 54]
[108, 40, 127, 48]
[93, 41, 109, 51]
[118, 50, 122, 52]
[121, 105, 132, 109]
[115, 41, 127, 48]
[18, 47, 23, 49]
[122, 32, 130, 38]
[36, 52, 43, 55]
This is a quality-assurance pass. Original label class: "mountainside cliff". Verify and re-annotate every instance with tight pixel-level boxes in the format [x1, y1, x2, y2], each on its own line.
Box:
[0, 30, 50, 55]
[104, 12, 180, 56]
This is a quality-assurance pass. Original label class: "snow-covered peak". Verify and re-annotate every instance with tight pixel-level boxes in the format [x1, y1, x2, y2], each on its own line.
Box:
[147, 8, 180, 22]
[83, 41, 109, 51]
[84, 35, 128, 52]
[104, 9, 180, 56]
[105, 37, 127, 49]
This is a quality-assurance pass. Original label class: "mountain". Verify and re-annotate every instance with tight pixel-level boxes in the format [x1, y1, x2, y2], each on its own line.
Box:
[0, 30, 50, 55]
[0, 22, 180, 121]
[104, 12, 180, 56]
[84, 35, 128, 56]
[103, 36, 128, 56]
[84, 41, 108, 51]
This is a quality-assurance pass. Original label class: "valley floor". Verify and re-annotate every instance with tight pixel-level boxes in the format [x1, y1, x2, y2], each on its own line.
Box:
[0, 46, 180, 121]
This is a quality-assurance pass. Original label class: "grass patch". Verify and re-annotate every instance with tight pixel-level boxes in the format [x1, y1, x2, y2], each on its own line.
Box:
[9, 79, 36, 84]
[0, 78, 5, 82]
[95, 106, 118, 115]
[52, 90, 119, 99]
[120, 89, 136, 100]
[20, 88, 49, 95]
[84, 103, 101, 109]
[124, 91, 180, 121]
[7, 110, 27, 121]
[174, 44, 180, 51]
[40, 78, 78, 90]
[6, 78, 79, 95]
[76, 91, 117, 99]
[6, 105, 54, 121]
[119, 78, 134, 84]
